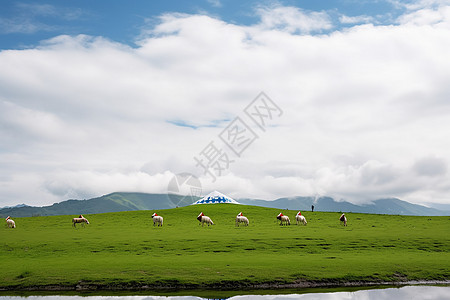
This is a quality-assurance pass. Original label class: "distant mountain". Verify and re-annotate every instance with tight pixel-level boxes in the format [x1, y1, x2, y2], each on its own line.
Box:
[426, 203, 450, 213]
[0, 192, 200, 218]
[361, 198, 446, 216]
[0, 203, 29, 209]
[238, 196, 449, 216]
[1, 193, 448, 217]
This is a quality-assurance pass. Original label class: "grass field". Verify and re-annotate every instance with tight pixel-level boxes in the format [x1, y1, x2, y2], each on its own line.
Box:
[1, 204, 449, 290]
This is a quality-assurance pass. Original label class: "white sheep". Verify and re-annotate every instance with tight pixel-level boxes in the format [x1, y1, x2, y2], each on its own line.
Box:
[152, 213, 163, 226]
[72, 216, 89, 227]
[5, 216, 15, 228]
[277, 213, 290, 225]
[197, 212, 214, 227]
[235, 212, 249, 227]
[296, 211, 307, 225]
[340, 213, 347, 226]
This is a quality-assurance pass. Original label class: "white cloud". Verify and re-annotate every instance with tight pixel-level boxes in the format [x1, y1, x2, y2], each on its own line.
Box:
[255, 5, 333, 33]
[390, 0, 450, 11]
[44, 171, 174, 200]
[0, 18, 54, 34]
[413, 156, 447, 176]
[15, 3, 85, 20]
[339, 15, 375, 24]
[1, 3, 450, 207]
[0, 3, 85, 34]
[206, 0, 222, 8]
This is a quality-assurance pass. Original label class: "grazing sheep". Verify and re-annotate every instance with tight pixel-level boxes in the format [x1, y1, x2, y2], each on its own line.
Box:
[276, 213, 290, 226]
[296, 211, 307, 225]
[72, 216, 89, 228]
[197, 212, 214, 227]
[5, 216, 15, 228]
[340, 213, 347, 226]
[235, 212, 249, 227]
[152, 213, 163, 227]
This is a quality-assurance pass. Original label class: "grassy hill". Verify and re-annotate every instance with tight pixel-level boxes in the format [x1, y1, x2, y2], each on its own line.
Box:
[1, 204, 449, 290]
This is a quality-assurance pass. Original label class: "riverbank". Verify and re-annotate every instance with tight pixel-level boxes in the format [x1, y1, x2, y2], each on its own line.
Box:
[1, 279, 449, 292]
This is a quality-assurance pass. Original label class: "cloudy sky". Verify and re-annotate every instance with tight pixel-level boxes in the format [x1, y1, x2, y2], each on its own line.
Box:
[1, 0, 450, 207]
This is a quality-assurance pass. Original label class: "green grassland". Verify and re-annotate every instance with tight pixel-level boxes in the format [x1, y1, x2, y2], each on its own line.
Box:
[1, 204, 449, 290]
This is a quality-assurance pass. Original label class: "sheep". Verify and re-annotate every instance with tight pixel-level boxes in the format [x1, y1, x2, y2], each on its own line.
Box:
[197, 212, 214, 227]
[296, 211, 307, 225]
[276, 213, 290, 225]
[235, 212, 249, 227]
[152, 213, 163, 226]
[72, 216, 89, 228]
[340, 213, 347, 226]
[5, 216, 15, 228]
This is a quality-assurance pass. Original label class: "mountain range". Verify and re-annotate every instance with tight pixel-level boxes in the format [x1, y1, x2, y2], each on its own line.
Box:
[238, 196, 449, 216]
[0, 193, 198, 218]
[0, 192, 449, 218]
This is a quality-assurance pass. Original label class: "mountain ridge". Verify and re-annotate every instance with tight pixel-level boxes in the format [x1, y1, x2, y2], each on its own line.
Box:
[1, 192, 448, 217]
[0, 192, 199, 218]
[238, 196, 449, 216]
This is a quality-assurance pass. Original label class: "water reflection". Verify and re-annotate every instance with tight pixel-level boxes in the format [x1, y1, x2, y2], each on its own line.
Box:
[232, 286, 450, 299]
[0, 286, 448, 300]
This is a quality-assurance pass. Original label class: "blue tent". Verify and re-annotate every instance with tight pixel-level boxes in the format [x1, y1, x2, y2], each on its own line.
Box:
[192, 191, 240, 205]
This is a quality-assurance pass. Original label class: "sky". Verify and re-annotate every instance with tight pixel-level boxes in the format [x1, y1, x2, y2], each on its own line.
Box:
[1, 0, 450, 208]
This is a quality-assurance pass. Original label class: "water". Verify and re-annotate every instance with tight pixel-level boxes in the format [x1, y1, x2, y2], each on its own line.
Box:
[0, 285, 449, 300]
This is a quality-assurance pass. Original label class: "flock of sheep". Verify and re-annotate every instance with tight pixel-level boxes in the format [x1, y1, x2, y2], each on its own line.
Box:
[4, 215, 91, 229]
[151, 211, 251, 227]
[4, 211, 348, 229]
[152, 211, 347, 227]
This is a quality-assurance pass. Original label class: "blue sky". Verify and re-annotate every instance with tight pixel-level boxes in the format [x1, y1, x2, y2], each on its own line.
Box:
[1, 0, 406, 50]
[1, 0, 450, 207]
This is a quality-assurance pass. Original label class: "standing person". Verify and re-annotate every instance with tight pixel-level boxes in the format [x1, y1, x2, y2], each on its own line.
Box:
[311, 205, 314, 212]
